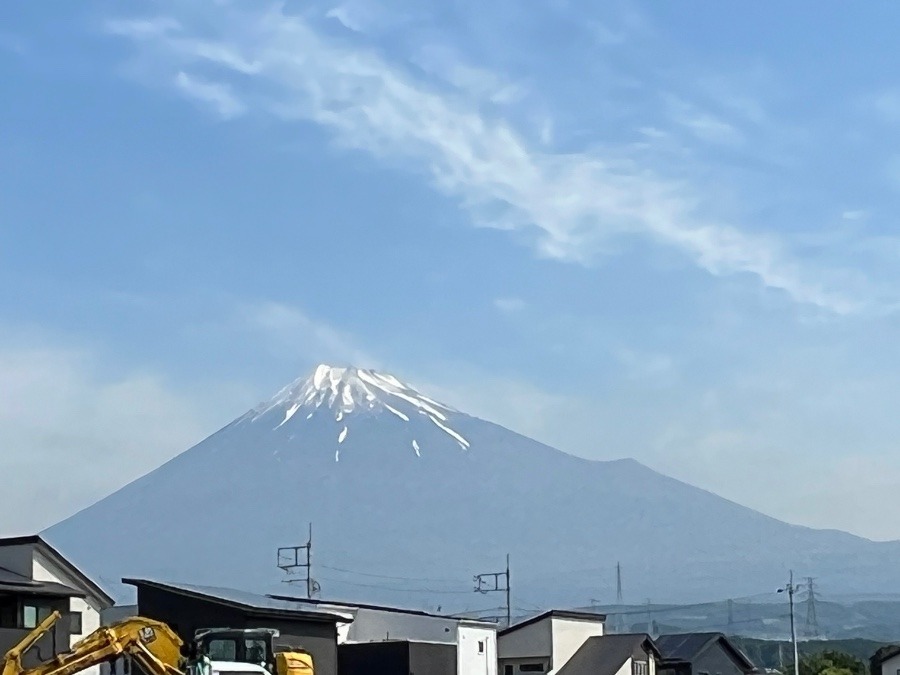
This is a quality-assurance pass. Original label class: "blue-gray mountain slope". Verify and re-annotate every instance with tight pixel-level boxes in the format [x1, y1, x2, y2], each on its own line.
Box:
[43, 366, 900, 610]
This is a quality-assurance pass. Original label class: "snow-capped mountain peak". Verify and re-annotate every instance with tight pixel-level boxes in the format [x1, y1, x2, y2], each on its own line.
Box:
[250, 364, 470, 451]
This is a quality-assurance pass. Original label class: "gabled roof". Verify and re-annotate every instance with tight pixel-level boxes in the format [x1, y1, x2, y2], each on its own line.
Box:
[871, 645, 900, 667]
[557, 633, 660, 675]
[656, 633, 756, 673]
[0, 565, 84, 598]
[124, 578, 352, 624]
[0, 535, 113, 607]
[499, 609, 606, 636]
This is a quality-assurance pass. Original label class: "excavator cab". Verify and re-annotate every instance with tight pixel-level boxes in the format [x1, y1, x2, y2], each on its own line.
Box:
[191, 629, 312, 675]
[192, 629, 276, 671]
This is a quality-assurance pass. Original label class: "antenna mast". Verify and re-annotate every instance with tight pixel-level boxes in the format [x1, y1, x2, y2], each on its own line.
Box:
[277, 523, 319, 598]
[474, 554, 511, 628]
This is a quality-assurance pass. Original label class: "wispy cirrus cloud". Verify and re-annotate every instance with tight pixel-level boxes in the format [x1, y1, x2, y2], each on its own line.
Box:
[174, 71, 245, 119]
[102, 2, 867, 314]
[494, 297, 526, 314]
[239, 300, 381, 369]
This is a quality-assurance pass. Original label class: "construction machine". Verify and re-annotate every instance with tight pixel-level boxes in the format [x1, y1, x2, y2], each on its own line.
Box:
[190, 628, 313, 675]
[2, 612, 313, 675]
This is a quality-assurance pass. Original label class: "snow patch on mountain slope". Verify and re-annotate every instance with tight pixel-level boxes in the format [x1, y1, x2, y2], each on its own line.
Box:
[250, 364, 470, 452]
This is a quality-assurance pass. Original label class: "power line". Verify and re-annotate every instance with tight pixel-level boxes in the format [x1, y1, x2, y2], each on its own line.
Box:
[277, 523, 319, 599]
[597, 590, 781, 617]
[317, 563, 464, 584]
[318, 577, 474, 595]
[474, 554, 511, 628]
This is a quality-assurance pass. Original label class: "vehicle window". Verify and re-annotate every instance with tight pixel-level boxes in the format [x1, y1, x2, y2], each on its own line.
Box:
[207, 639, 238, 661]
[244, 638, 267, 664]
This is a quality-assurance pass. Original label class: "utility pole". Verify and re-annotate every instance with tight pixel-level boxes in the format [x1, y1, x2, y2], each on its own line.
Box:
[804, 577, 819, 637]
[277, 523, 318, 598]
[474, 554, 511, 628]
[778, 571, 800, 675]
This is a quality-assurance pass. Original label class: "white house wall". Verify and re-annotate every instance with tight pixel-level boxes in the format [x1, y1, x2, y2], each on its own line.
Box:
[33, 552, 102, 675]
[611, 658, 633, 675]
[498, 617, 553, 660]
[548, 617, 605, 672]
[880, 654, 900, 675]
[458, 624, 498, 675]
[342, 607, 458, 644]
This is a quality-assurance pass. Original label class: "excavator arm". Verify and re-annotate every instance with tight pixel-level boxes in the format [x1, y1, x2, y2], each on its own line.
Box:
[3, 612, 184, 675]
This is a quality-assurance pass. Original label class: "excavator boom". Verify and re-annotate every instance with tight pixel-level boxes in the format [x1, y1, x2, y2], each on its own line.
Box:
[3, 612, 184, 675]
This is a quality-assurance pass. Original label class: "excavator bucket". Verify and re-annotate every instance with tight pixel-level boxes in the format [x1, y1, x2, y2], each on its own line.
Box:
[275, 652, 313, 675]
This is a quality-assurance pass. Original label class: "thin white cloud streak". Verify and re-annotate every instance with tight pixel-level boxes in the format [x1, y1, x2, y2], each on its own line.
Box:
[665, 95, 743, 146]
[104, 3, 860, 314]
[494, 297, 526, 313]
[240, 301, 382, 369]
[174, 71, 246, 118]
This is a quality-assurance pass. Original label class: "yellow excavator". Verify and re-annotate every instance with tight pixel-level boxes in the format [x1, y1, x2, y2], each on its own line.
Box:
[2, 611, 313, 675]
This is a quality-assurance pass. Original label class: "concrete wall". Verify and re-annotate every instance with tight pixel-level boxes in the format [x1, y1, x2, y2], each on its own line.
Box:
[498, 617, 552, 661]
[339, 641, 456, 675]
[458, 624, 497, 675]
[548, 617, 605, 672]
[339, 641, 408, 674]
[136, 586, 340, 675]
[409, 641, 457, 675]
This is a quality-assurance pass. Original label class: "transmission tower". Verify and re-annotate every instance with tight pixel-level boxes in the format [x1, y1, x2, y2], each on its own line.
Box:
[615, 562, 625, 633]
[804, 576, 820, 637]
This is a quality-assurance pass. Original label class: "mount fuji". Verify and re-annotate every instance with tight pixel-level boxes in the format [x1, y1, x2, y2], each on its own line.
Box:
[44, 365, 900, 611]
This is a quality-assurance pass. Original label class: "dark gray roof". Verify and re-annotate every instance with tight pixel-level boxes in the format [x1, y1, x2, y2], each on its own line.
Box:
[124, 578, 351, 624]
[499, 609, 606, 636]
[871, 645, 900, 667]
[558, 634, 659, 675]
[0, 535, 113, 606]
[0, 565, 84, 598]
[268, 594, 495, 626]
[656, 633, 755, 672]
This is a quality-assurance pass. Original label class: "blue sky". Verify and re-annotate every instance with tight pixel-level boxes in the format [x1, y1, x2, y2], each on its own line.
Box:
[3, 0, 900, 539]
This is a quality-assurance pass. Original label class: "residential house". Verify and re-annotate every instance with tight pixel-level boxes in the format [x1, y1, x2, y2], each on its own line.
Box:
[498, 610, 607, 674]
[0, 535, 113, 675]
[655, 633, 757, 675]
[122, 578, 353, 675]
[270, 595, 498, 675]
[870, 645, 900, 675]
[557, 633, 661, 675]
